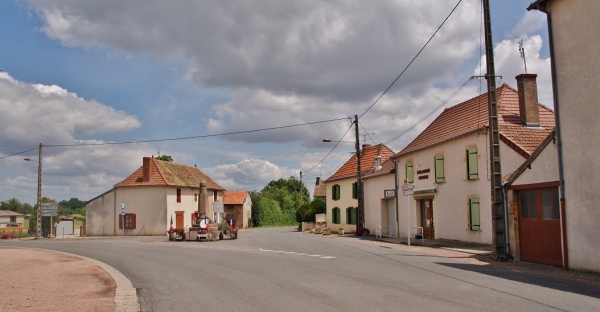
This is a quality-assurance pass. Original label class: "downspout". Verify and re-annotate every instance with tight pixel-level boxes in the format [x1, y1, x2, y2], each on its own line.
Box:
[529, 2, 568, 269]
[501, 182, 511, 257]
[393, 158, 400, 239]
[113, 187, 117, 236]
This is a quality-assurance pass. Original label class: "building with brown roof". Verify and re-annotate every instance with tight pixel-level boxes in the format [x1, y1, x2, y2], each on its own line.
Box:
[392, 74, 555, 246]
[528, 0, 600, 273]
[86, 157, 225, 236]
[325, 143, 394, 233]
[313, 177, 326, 201]
[0, 210, 25, 228]
[362, 158, 397, 237]
[223, 190, 252, 229]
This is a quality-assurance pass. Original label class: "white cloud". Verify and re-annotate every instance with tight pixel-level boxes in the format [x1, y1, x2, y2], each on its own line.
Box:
[0, 72, 141, 148]
[203, 159, 297, 191]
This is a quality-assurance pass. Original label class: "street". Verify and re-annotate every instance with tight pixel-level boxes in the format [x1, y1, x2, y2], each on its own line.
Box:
[2, 227, 599, 311]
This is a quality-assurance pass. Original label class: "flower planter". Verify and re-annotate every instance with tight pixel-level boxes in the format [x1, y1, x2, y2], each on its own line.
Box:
[338, 229, 345, 235]
[322, 228, 331, 235]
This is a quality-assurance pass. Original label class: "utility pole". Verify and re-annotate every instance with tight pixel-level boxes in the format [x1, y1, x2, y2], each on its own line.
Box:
[299, 170, 303, 205]
[354, 115, 364, 228]
[483, 0, 508, 259]
[36, 143, 42, 238]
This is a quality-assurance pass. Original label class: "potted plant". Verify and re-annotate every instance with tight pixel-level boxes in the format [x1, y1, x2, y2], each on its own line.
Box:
[338, 228, 345, 235]
[322, 227, 331, 235]
[315, 226, 322, 234]
[355, 227, 370, 236]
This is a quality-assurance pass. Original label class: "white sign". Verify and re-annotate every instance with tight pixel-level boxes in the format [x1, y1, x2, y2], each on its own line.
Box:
[40, 209, 57, 217]
[213, 202, 224, 212]
[121, 202, 125, 215]
[41, 203, 58, 210]
[401, 184, 415, 196]
[384, 190, 396, 198]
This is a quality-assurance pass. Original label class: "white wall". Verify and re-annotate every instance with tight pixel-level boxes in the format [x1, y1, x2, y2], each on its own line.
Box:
[325, 177, 358, 232]
[363, 173, 395, 235]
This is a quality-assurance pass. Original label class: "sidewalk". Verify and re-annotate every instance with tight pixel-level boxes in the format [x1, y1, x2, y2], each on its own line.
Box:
[376, 236, 493, 255]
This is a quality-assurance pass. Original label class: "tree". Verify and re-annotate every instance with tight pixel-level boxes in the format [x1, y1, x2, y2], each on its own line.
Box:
[263, 178, 310, 205]
[257, 197, 283, 227]
[155, 155, 173, 162]
[0, 198, 34, 215]
[58, 198, 85, 216]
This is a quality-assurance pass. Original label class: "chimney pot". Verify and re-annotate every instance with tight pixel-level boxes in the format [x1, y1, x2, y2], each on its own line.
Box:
[516, 74, 541, 127]
[142, 157, 151, 182]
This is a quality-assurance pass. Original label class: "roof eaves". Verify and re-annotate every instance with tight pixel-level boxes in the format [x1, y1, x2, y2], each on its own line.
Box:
[393, 127, 487, 159]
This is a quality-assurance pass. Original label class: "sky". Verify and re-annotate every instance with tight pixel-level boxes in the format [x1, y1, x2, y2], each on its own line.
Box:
[0, 0, 551, 205]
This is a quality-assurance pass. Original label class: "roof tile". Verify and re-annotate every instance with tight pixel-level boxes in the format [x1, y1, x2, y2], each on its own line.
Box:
[326, 144, 395, 182]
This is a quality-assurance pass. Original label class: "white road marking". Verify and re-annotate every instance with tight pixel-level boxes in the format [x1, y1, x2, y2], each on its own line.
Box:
[260, 249, 335, 259]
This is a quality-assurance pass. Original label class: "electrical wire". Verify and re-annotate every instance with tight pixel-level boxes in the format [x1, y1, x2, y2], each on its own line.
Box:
[0, 146, 40, 160]
[44, 117, 349, 147]
[303, 121, 355, 174]
[386, 76, 475, 145]
[359, 0, 464, 120]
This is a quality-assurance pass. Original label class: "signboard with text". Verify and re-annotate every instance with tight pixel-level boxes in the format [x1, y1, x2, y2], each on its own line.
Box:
[40, 203, 58, 216]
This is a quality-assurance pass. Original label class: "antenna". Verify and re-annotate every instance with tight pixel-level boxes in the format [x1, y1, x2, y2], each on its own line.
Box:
[519, 39, 528, 74]
[362, 132, 375, 145]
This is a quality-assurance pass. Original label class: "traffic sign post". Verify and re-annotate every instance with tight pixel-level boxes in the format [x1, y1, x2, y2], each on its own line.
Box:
[402, 184, 414, 245]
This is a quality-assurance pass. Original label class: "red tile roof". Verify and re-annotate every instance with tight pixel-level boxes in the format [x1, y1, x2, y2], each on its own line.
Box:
[394, 83, 555, 158]
[0, 210, 24, 217]
[115, 157, 224, 190]
[363, 158, 396, 179]
[313, 180, 326, 198]
[325, 144, 395, 182]
[223, 190, 248, 205]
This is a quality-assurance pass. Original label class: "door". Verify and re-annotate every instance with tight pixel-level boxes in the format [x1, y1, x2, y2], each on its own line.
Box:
[175, 211, 184, 230]
[420, 199, 434, 239]
[518, 188, 562, 266]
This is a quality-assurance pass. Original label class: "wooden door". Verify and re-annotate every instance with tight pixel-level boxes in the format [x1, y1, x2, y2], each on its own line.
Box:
[518, 188, 562, 266]
[420, 199, 434, 239]
[175, 211, 184, 231]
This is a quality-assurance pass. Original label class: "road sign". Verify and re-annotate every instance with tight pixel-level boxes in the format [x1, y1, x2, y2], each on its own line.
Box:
[41, 203, 58, 210]
[40, 209, 57, 217]
[401, 184, 414, 196]
[121, 202, 125, 215]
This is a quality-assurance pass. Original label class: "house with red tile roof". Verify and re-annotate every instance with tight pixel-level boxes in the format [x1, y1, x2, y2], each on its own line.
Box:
[223, 190, 252, 229]
[392, 74, 555, 246]
[86, 157, 225, 236]
[325, 143, 394, 233]
[312, 177, 326, 201]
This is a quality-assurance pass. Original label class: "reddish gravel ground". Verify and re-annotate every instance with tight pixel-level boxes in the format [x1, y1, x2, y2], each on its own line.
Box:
[0, 247, 116, 312]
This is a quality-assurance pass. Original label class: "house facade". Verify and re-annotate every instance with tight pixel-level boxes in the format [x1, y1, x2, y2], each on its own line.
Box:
[392, 75, 555, 246]
[362, 159, 396, 237]
[86, 157, 224, 236]
[325, 144, 394, 233]
[223, 190, 252, 229]
[0, 210, 24, 228]
[528, 0, 600, 272]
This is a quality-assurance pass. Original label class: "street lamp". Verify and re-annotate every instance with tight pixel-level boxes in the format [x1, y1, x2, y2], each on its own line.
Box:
[24, 143, 42, 238]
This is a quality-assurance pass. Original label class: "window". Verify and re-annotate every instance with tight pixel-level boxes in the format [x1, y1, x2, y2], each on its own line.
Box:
[352, 182, 357, 199]
[520, 191, 537, 219]
[10, 216, 16, 223]
[194, 193, 198, 202]
[466, 148, 478, 180]
[176, 188, 182, 203]
[346, 207, 357, 225]
[119, 213, 137, 230]
[542, 190, 560, 220]
[406, 162, 414, 183]
[434, 155, 445, 183]
[468, 198, 480, 231]
[213, 191, 218, 202]
[332, 207, 340, 224]
[332, 184, 341, 200]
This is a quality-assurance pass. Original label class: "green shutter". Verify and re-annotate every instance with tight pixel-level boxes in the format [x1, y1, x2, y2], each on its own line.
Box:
[469, 198, 480, 231]
[435, 155, 445, 183]
[335, 208, 341, 224]
[346, 208, 351, 225]
[352, 182, 357, 199]
[467, 148, 478, 180]
[336, 185, 341, 200]
[352, 207, 357, 225]
[406, 162, 414, 183]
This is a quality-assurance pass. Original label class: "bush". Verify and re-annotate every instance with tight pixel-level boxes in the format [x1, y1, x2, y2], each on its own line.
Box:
[1, 233, 15, 239]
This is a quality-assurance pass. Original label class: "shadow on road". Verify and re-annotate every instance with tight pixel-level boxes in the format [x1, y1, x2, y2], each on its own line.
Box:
[437, 262, 600, 299]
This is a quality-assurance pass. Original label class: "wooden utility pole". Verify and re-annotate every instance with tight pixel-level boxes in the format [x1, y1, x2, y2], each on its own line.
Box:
[483, 0, 508, 259]
[354, 115, 364, 228]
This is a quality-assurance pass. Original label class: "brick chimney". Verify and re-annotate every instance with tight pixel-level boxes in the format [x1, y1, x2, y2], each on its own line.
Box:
[142, 157, 152, 182]
[516, 74, 540, 127]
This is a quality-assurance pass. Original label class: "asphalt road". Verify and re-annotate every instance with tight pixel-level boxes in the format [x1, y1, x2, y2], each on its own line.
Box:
[3, 227, 599, 311]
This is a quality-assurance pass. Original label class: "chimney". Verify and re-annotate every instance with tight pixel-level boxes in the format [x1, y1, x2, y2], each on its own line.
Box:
[375, 155, 382, 170]
[198, 179, 207, 216]
[516, 74, 540, 127]
[315, 177, 320, 186]
[142, 157, 151, 182]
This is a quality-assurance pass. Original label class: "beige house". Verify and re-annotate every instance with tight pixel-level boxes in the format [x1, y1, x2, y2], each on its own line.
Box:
[86, 157, 224, 236]
[0, 210, 24, 228]
[325, 144, 394, 233]
[392, 75, 555, 246]
[223, 190, 252, 229]
[528, 0, 600, 272]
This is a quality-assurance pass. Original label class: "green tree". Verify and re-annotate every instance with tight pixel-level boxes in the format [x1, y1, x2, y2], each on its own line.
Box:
[257, 197, 283, 227]
[0, 198, 34, 215]
[156, 155, 174, 162]
[58, 198, 85, 216]
[262, 178, 310, 205]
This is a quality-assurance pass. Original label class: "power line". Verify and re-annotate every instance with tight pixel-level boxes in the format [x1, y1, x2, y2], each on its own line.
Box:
[0, 146, 40, 160]
[386, 76, 475, 145]
[0, 145, 39, 154]
[44, 117, 349, 147]
[359, 0, 464, 120]
[303, 121, 355, 174]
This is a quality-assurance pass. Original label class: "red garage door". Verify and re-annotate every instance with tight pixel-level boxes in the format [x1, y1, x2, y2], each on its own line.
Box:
[518, 188, 562, 266]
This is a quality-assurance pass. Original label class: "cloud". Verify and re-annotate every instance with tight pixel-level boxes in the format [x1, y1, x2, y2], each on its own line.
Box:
[203, 159, 297, 191]
[0, 71, 141, 148]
